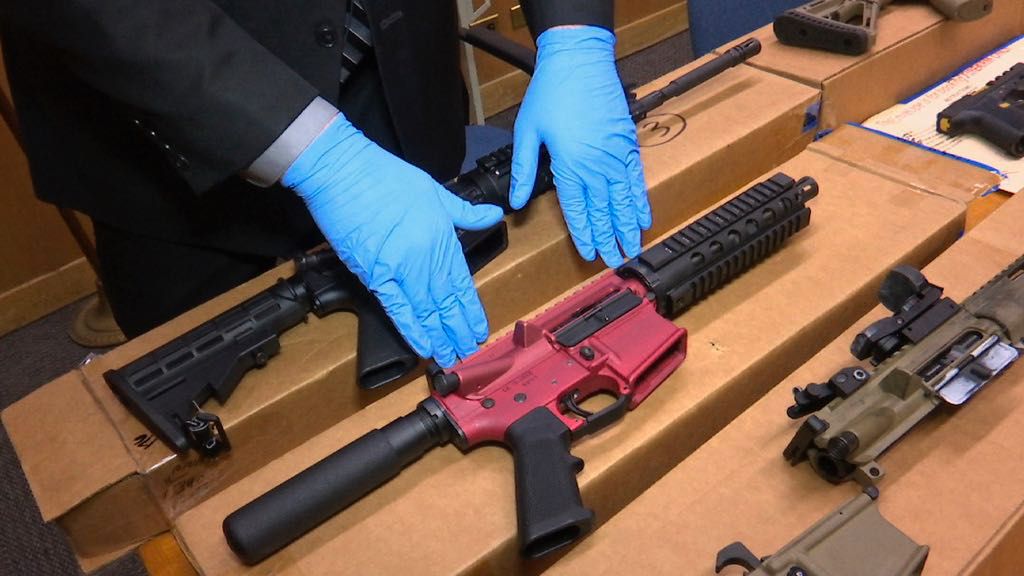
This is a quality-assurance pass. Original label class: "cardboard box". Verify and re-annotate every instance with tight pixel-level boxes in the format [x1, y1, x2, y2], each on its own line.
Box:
[551, 193, 1024, 575]
[2, 60, 820, 570]
[721, 1, 1024, 130]
[171, 131, 984, 575]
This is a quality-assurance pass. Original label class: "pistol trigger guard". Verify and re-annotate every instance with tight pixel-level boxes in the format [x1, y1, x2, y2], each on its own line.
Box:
[564, 390, 630, 438]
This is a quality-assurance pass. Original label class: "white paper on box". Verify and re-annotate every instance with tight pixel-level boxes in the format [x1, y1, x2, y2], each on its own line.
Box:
[860, 35, 1024, 193]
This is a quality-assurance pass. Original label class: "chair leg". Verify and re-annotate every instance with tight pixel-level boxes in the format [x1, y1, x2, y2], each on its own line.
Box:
[68, 278, 127, 348]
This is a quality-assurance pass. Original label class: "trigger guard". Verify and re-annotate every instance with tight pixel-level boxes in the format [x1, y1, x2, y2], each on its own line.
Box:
[564, 390, 631, 439]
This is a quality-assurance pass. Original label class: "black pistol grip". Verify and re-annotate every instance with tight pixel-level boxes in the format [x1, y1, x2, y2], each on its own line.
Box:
[353, 299, 420, 390]
[948, 110, 1024, 158]
[224, 404, 447, 565]
[301, 263, 415, 390]
[505, 408, 594, 559]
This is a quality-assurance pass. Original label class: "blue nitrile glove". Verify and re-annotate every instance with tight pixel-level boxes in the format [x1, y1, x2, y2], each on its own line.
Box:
[510, 26, 651, 268]
[283, 115, 505, 367]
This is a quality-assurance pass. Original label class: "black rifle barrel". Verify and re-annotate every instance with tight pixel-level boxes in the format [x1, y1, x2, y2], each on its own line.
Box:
[629, 38, 762, 121]
[223, 399, 454, 565]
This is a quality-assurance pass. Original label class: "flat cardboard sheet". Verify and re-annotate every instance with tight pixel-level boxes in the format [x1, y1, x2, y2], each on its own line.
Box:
[552, 194, 1024, 576]
[2, 60, 821, 568]
[173, 131, 977, 575]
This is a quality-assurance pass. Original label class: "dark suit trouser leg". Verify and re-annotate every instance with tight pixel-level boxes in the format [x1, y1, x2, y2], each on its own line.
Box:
[93, 220, 276, 339]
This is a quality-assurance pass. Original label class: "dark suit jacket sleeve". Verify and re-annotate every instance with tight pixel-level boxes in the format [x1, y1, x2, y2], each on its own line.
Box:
[2, 1, 322, 193]
[519, 0, 614, 40]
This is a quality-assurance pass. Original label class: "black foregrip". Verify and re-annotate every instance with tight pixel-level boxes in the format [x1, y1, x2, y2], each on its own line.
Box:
[224, 401, 451, 565]
[296, 254, 418, 390]
[505, 408, 594, 559]
[353, 299, 420, 390]
[618, 173, 818, 318]
[104, 279, 311, 452]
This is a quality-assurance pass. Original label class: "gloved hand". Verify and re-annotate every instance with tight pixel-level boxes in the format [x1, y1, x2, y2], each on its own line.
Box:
[510, 26, 651, 268]
[283, 115, 505, 367]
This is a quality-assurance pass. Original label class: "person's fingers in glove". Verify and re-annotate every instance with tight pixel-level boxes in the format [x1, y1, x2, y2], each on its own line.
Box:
[509, 128, 542, 211]
[511, 25, 652, 267]
[282, 114, 504, 367]
[432, 182, 506, 232]
[578, 169, 621, 268]
[372, 278, 433, 358]
[626, 149, 652, 230]
[430, 276, 478, 360]
[608, 175, 640, 260]
[430, 183, 499, 345]
[547, 169, 596, 262]
[449, 257, 491, 344]
[411, 294, 459, 368]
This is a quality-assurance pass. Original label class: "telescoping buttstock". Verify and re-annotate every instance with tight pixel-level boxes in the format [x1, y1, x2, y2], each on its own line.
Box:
[105, 215, 507, 457]
[774, 0, 992, 56]
[222, 172, 820, 565]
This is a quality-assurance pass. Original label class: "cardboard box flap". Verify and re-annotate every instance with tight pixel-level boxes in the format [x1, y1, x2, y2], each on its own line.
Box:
[719, 4, 944, 86]
[173, 147, 970, 575]
[551, 194, 1024, 576]
[966, 193, 1024, 252]
[810, 124, 1001, 203]
[1, 370, 136, 520]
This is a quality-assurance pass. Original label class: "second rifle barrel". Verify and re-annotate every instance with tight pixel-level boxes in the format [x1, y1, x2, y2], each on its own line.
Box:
[629, 38, 762, 121]
[223, 404, 449, 565]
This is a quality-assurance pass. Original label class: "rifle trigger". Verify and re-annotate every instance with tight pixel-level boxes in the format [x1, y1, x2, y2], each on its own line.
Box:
[564, 390, 630, 438]
[184, 403, 232, 457]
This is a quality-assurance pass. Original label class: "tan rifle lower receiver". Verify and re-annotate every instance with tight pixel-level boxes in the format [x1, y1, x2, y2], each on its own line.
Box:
[716, 488, 928, 576]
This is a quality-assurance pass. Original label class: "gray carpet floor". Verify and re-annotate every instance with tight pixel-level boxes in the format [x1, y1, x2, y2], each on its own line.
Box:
[0, 31, 691, 575]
